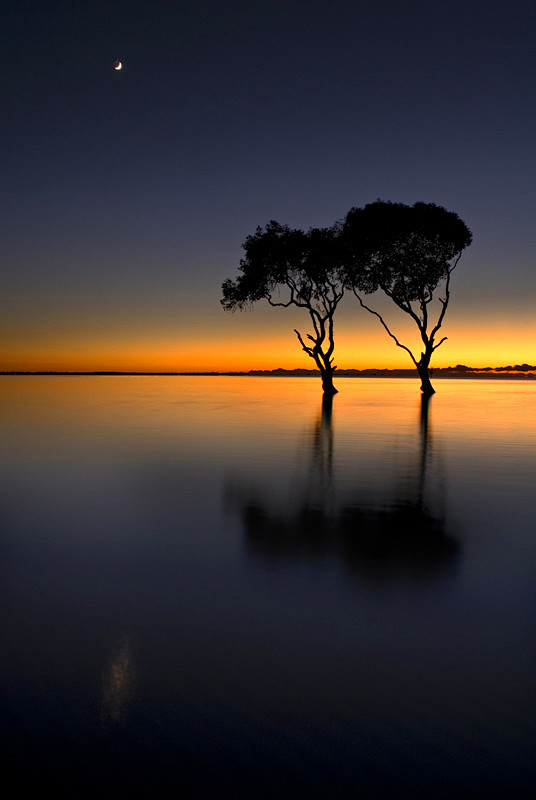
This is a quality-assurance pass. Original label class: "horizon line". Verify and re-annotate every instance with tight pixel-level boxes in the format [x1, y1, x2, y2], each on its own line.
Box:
[2, 364, 535, 378]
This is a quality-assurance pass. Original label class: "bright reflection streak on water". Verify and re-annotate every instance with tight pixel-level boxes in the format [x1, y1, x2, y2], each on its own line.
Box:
[1, 376, 535, 798]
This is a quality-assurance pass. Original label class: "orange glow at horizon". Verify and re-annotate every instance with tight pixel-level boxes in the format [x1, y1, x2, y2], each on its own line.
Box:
[2, 319, 534, 373]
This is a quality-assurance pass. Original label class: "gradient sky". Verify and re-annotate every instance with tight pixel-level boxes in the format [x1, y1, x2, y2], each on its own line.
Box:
[2, 0, 535, 372]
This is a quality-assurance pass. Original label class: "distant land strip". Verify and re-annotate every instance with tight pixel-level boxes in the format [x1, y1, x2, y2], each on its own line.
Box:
[2, 365, 535, 378]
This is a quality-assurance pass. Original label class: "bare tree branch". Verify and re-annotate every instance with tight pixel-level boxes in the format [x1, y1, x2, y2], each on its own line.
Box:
[429, 254, 460, 343]
[431, 336, 448, 352]
[353, 290, 418, 367]
[294, 329, 316, 361]
[383, 286, 424, 334]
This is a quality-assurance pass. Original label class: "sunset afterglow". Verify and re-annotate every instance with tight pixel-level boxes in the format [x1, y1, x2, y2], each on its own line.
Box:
[3, 5, 536, 795]
[2, 310, 534, 373]
[2, 1, 534, 373]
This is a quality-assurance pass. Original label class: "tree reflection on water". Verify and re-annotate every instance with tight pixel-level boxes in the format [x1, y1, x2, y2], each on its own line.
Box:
[227, 394, 460, 584]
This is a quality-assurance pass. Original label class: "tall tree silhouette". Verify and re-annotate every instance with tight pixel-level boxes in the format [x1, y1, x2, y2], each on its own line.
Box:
[222, 221, 345, 395]
[343, 201, 472, 394]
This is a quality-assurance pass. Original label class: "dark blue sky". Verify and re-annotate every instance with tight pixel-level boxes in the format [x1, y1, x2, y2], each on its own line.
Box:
[2, 0, 535, 370]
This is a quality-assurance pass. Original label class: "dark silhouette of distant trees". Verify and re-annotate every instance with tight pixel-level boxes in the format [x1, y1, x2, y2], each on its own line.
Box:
[221, 221, 346, 395]
[343, 201, 472, 395]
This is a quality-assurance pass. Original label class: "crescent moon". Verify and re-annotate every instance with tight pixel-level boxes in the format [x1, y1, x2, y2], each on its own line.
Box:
[114, 61, 122, 70]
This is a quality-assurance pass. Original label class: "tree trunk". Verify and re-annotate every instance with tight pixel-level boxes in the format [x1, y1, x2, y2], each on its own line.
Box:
[417, 362, 435, 395]
[320, 366, 338, 395]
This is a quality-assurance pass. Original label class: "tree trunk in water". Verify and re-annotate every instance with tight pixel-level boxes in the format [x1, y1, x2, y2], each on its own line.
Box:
[417, 363, 435, 395]
[320, 367, 338, 395]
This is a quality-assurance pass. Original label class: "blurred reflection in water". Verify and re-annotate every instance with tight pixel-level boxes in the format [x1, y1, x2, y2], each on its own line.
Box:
[101, 634, 135, 724]
[227, 393, 459, 584]
[1, 377, 535, 798]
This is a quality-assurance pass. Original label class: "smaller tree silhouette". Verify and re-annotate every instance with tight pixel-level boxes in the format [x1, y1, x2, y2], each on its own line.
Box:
[343, 201, 472, 395]
[222, 221, 345, 395]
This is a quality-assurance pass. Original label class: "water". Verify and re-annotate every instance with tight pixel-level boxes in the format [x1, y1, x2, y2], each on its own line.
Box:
[1, 376, 535, 798]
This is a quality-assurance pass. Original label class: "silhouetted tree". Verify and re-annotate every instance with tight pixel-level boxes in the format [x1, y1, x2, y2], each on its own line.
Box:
[222, 221, 345, 395]
[343, 201, 472, 394]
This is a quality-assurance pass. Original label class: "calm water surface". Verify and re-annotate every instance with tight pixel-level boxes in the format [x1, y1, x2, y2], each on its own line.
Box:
[1, 376, 535, 797]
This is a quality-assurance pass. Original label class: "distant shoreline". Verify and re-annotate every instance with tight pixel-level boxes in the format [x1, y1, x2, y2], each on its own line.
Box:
[2, 366, 535, 379]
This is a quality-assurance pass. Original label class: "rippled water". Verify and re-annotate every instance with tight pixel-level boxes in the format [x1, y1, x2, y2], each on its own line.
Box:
[1, 376, 535, 797]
